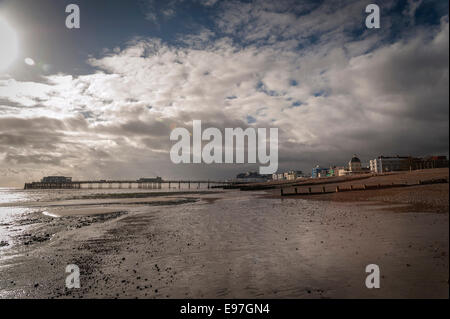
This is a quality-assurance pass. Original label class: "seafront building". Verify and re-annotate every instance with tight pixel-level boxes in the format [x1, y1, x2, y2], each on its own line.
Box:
[235, 171, 269, 182]
[419, 156, 449, 169]
[369, 155, 449, 173]
[312, 165, 328, 178]
[313, 155, 366, 178]
[284, 170, 303, 180]
[272, 173, 285, 180]
[348, 155, 362, 172]
[369, 156, 409, 173]
[337, 167, 351, 176]
[272, 170, 304, 180]
[327, 166, 344, 177]
[312, 154, 449, 178]
[41, 176, 72, 183]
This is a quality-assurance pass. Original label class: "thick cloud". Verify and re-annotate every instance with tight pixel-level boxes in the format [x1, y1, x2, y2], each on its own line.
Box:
[0, 1, 448, 186]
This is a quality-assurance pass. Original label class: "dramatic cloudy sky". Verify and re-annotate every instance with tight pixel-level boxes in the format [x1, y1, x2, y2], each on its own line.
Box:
[0, 0, 448, 186]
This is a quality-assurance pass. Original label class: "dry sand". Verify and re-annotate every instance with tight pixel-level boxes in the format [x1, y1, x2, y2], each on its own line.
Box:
[267, 168, 449, 213]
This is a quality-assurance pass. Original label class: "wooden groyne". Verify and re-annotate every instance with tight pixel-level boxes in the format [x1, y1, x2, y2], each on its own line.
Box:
[237, 174, 377, 191]
[280, 178, 449, 196]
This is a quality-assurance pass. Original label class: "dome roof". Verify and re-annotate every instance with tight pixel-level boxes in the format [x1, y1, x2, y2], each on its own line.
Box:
[350, 155, 361, 163]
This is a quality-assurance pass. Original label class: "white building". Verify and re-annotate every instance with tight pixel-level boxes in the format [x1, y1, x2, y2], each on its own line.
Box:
[338, 168, 351, 176]
[273, 170, 303, 180]
[285, 170, 302, 180]
[272, 173, 285, 180]
[369, 156, 409, 173]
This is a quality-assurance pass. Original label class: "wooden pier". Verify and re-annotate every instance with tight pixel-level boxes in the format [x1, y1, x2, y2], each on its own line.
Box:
[24, 179, 232, 190]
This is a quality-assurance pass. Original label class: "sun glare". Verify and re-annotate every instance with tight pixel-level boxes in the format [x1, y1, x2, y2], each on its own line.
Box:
[0, 17, 18, 71]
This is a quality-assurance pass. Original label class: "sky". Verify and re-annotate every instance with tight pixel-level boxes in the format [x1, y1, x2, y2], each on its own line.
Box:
[0, 0, 448, 186]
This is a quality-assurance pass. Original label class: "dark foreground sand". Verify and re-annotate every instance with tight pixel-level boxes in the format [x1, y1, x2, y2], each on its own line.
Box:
[0, 177, 448, 299]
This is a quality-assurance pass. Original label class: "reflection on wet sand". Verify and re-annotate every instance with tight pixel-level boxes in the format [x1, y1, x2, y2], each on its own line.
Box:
[0, 188, 448, 299]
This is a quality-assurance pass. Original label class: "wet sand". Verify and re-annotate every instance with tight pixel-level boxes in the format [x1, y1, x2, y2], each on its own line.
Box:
[0, 188, 448, 299]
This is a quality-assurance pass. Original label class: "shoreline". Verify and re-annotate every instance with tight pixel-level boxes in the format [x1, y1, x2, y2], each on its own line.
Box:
[0, 173, 448, 299]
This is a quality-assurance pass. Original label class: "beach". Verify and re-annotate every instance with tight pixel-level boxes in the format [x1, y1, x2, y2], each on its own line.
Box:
[0, 169, 448, 299]
[268, 168, 449, 213]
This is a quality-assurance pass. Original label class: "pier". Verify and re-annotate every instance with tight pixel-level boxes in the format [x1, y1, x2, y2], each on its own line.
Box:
[24, 178, 231, 190]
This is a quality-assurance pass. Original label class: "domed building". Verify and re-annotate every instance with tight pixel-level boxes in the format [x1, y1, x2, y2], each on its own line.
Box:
[348, 154, 362, 172]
